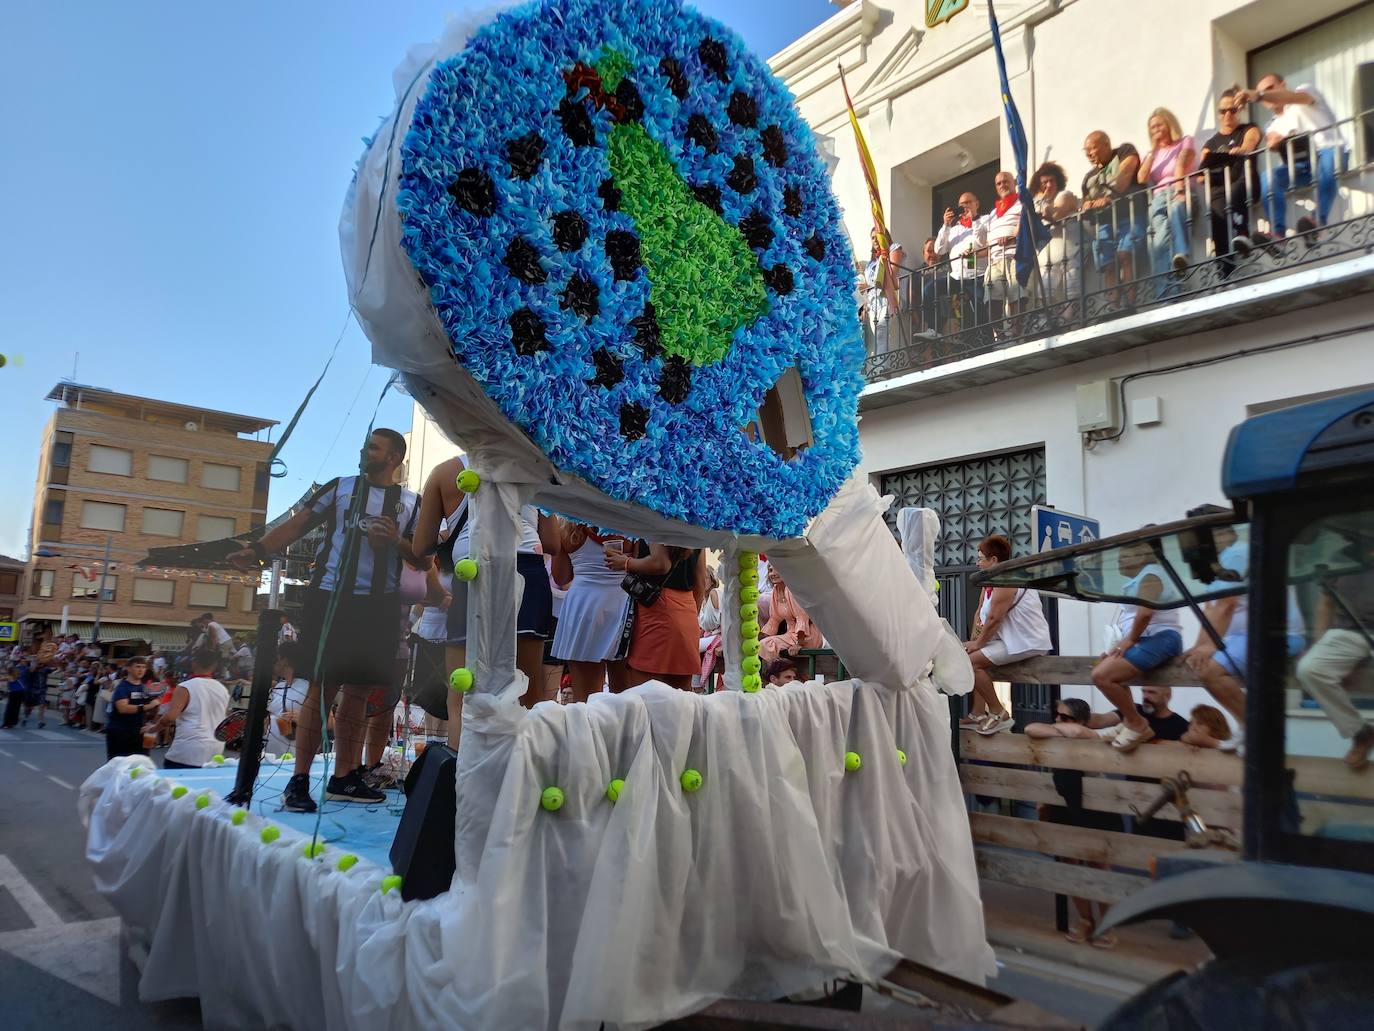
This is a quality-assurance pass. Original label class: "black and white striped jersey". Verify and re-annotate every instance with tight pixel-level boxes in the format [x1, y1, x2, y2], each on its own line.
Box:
[303, 476, 420, 595]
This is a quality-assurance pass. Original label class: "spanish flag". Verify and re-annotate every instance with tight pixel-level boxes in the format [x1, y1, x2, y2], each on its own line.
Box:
[839, 64, 898, 310]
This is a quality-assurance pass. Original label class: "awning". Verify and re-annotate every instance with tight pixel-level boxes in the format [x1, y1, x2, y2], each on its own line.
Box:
[60, 622, 195, 650]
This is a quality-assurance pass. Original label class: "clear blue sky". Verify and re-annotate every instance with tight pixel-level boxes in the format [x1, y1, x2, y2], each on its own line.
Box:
[0, 0, 835, 557]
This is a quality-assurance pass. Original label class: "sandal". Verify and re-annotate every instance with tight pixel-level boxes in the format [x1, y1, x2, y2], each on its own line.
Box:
[1064, 921, 1093, 945]
[1112, 724, 1156, 753]
[958, 714, 985, 729]
[1090, 929, 1118, 949]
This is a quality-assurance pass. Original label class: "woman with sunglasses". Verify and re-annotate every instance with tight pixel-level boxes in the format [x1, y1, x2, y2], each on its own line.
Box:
[1024, 696, 1100, 739]
[963, 534, 1053, 735]
[1200, 85, 1262, 272]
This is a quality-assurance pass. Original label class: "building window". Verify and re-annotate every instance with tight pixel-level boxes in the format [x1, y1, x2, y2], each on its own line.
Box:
[88, 445, 133, 476]
[147, 454, 189, 484]
[0, 571, 18, 595]
[32, 569, 55, 599]
[80, 500, 127, 532]
[202, 463, 242, 491]
[196, 514, 238, 541]
[241, 587, 256, 612]
[188, 582, 229, 609]
[141, 508, 186, 538]
[44, 497, 65, 526]
[132, 578, 175, 605]
[72, 574, 117, 601]
[52, 441, 72, 468]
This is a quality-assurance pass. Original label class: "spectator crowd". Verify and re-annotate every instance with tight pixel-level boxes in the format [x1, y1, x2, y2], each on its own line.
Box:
[862, 74, 1350, 353]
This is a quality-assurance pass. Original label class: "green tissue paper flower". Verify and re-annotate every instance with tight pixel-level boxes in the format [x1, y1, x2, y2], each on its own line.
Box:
[607, 122, 769, 366]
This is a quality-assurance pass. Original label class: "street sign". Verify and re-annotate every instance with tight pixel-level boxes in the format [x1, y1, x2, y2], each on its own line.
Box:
[0, 622, 16, 643]
[1032, 505, 1100, 554]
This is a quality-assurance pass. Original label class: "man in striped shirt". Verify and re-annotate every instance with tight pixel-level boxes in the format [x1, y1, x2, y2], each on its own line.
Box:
[230, 428, 426, 812]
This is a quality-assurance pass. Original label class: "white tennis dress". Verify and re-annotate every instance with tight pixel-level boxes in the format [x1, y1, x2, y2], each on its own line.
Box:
[551, 537, 631, 663]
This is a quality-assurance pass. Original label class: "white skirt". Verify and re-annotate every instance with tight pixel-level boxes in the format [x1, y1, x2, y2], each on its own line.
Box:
[552, 580, 631, 663]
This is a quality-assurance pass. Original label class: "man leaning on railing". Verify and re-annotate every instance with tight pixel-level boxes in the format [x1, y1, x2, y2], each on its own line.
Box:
[1245, 73, 1346, 244]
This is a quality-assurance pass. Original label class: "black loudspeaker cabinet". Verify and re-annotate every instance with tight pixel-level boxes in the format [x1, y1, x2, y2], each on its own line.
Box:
[389, 743, 457, 902]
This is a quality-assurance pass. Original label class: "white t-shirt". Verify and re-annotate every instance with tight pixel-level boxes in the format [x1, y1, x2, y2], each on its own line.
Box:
[266, 677, 310, 756]
[164, 677, 230, 767]
[1267, 84, 1342, 152]
[1215, 540, 1304, 639]
[981, 588, 1052, 656]
[197, 621, 233, 656]
[450, 504, 542, 558]
[1114, 563, 1184, 637]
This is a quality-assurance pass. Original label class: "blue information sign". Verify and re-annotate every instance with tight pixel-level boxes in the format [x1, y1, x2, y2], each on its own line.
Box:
[1032, 505, 1100, 554]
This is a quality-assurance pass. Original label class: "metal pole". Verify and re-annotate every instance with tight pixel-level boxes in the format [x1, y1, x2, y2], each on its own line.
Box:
[227, 605, 282, 806]
[92, 535, 112, 642]
[268, 559, 283, 609]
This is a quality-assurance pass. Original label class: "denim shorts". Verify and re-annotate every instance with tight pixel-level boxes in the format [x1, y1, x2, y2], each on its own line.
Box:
[1123, 629, 1183, 672]
[1214, 631, 1305, 676]
[1091, 219, 1144, 271]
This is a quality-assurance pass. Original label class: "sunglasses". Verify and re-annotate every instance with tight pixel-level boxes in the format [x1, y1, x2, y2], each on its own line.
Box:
[1218, 105, 1241, 115]
[1054, 712, 1077, 722]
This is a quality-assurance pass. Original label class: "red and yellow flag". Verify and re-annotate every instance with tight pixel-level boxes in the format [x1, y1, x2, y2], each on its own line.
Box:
[839, 64, 898, 307]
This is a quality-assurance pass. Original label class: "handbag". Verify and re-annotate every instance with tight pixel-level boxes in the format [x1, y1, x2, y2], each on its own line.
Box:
[620, 572, 663, 607]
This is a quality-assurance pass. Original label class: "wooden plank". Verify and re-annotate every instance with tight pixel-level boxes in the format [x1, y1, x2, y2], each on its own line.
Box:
[969, 812, 1186, 870]
[989, 654, 1202, 688]
[975, 847, 1145, 904]
[1289, 755, 1374, 800]
[959, 730, 1244, 786]
[959, 765, 1244, 829]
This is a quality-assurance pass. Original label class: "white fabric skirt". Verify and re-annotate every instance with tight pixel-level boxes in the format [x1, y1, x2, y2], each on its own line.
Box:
[551, 580, 631, 663]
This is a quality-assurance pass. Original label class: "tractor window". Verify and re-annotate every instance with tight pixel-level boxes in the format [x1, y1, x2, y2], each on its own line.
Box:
[1283, 503, 1374, 847]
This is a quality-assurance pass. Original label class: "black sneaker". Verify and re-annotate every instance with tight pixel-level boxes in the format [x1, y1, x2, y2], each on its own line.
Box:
[281, 773, 318, 813]
[325, 767, 385, 804]
[1296, 215, 1320, 249]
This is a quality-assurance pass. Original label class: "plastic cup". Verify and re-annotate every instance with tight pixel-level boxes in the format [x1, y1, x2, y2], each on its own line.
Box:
[603, 540, 624, 557]
[142, 729, 158, 750]
[413, 741, 427, 759]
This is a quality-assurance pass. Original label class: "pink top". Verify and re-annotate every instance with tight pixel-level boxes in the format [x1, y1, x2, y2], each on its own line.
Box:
[1147, 135, 1196, 192]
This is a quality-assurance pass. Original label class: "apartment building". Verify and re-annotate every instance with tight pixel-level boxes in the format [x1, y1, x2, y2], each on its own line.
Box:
[0, 554, 22, 625]
[19, 383, 277, 647]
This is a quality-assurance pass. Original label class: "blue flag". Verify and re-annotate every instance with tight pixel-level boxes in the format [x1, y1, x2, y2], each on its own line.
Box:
[987, 1, 1050, 287]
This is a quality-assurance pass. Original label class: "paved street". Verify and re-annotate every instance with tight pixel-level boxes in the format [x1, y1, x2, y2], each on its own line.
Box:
[0, 724, 199, 1031]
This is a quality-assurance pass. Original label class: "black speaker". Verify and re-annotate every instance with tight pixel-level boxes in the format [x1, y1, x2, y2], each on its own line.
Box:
[389, 743, 457, 902]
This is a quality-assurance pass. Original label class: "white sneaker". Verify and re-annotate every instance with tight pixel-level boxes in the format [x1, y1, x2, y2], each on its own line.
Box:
[1097, 723, 1125, 742]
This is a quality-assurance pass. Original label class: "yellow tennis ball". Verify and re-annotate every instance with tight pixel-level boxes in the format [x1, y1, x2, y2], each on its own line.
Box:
[171, 785, 188, 799]
[381, 874, 403, 895]
[0, 355, 6, 368]
[844, 751, 862, 773]
[741, 637, 759, 657]
[261, 825, 280, 844]
[130, 767, 141, 779]
[739, 602, 758, 621]
[606, 778, 625, 803]
[737, 550, 758, 568]
[449, 667, 474, 693]
[742, 674, 762, 693]
[897, 749, 908, 767]
[211, 754, 225, 764]
[741, 620, 760, 639]
[456, 469, 481, 493]
[541, 786, 565, 812]
[337, 853, 359, 872]
[741, 655, 761, 676]
[303, 841, 326, 859]
[739, 585, 759, 604]
[454, 558, 478, 582]
[195, 793, 210, 810]
[280, 752, 294, 762]
[680, 769, 703, 793]
[231, 809, 247, 826]
[739, 568, 758, 587]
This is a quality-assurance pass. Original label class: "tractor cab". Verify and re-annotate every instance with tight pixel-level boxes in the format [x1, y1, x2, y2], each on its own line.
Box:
[975, 388, 1374, 1027]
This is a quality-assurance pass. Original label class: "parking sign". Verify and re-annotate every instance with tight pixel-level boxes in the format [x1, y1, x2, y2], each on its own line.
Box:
[0, 622, 16, 643]
[1032, 506, 1100, 553]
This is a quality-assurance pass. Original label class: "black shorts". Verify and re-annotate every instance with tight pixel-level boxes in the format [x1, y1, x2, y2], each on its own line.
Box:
[298, 589, 402, 686]
[446, 552, 554, 645]
[106, 727, 145, 761]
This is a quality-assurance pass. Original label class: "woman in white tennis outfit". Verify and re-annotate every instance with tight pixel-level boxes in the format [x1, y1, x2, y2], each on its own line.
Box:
[551, 522, 632, 702]
[963, 534, 1052, 735]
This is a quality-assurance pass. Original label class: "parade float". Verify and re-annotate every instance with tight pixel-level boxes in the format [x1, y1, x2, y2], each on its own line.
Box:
[82, 3, 990, 1026]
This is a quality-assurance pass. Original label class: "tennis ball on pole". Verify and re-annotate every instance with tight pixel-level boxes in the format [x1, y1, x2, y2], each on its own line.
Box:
[680, 769, 703, 793]
[741, 620, 760, 639]
[449, 667, 474, 693]
[844, 751, 862, 773]
[741, 655, 761, 676]
[231, 809, 247, 826]
[738, 567, 758, 587]
[195, 793, 211, 810]
[171, 785, 188, 799]
[606, 778, 625, 803]
[381, 875, 403, 895]
[456, 469, 481, 493]
[897, 749, 908, 767]
[454, 558, 478, 582]
[303, 841, 326, 859]
[337, 853, 359, 872]
[541, 786, 565, 812]
[211, 754, 225, 765]
[741, 637, 759, 657]
[260, 825, 280, 844]
[739, 585, 759, 604]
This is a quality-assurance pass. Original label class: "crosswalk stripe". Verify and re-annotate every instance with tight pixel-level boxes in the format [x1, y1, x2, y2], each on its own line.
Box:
[19, 761, 39, 772]
[46, 775, 75, 790]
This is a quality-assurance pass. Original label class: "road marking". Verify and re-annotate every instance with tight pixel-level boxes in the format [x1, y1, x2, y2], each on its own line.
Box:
[19, 760, 39, 772]
[47, 775, 75, 790]
[32, 729, 71, 742]
[0, 856, 120, 1005]
[0, 748, 10, 757]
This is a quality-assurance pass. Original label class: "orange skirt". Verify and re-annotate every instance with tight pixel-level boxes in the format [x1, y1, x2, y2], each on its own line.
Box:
[628, 587, 701, 676]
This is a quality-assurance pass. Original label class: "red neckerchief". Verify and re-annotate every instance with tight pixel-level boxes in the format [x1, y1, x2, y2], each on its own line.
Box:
[959, 214, 973, 228]
[994, 193, 1018, 218]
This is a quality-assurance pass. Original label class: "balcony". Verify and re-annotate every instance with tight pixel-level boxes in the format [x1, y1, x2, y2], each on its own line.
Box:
[861, 111, 1374, 407]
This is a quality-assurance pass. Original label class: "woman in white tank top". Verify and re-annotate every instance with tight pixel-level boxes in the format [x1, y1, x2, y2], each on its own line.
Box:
[963, 534, 1053, 735]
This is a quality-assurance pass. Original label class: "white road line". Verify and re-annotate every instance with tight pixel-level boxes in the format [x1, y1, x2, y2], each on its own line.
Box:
[19, 760, 39, 772]
[0, 748, 11, 757]
[46, 775, 75, 790]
